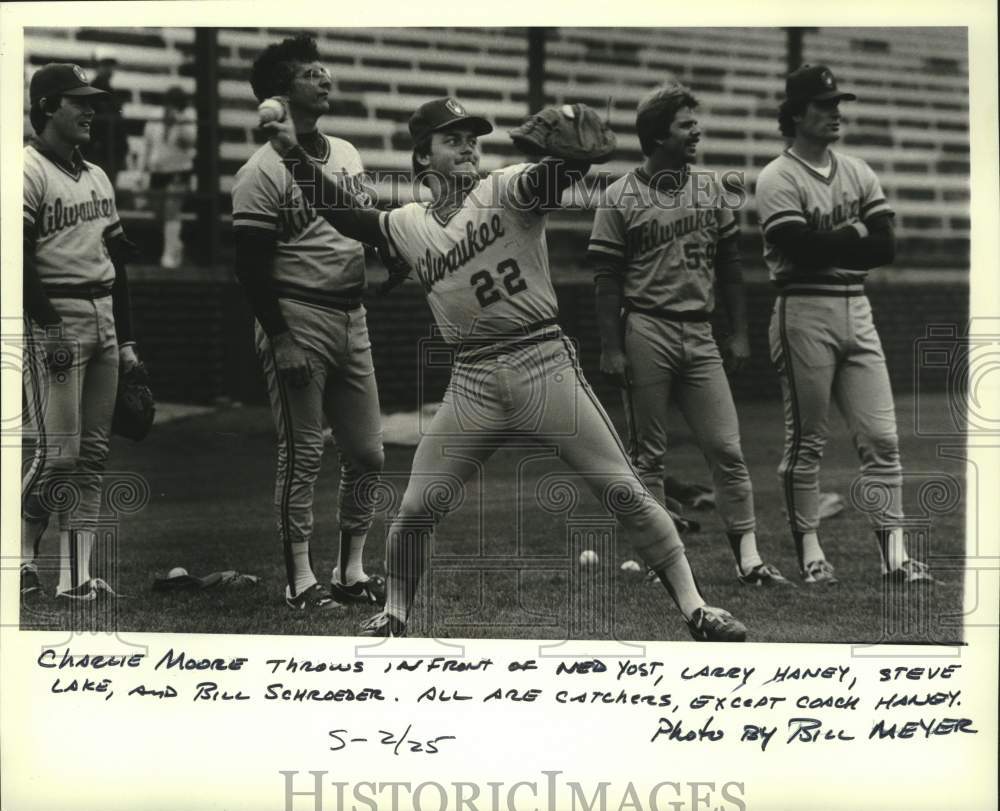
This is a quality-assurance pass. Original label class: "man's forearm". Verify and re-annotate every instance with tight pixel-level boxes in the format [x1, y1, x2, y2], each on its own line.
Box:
[594, 271, 625, 352]
[518, 158, 591, 211]
[233, 227, 288, 337]
[714, 236, 747, 336]
[280, 145, 384, 247]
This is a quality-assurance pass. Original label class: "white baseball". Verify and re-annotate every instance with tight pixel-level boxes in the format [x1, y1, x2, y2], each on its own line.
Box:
[578, 550, 599, 566]
[620, 560, 642, 573]
[257, 98, 286, 124]
[168, 567, 188, 578]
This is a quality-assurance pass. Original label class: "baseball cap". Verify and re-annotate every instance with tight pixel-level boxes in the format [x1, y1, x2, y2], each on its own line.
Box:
[784, 65, 857, 104]
[408, 97, 492, 143]
[29, 63, 109, 105]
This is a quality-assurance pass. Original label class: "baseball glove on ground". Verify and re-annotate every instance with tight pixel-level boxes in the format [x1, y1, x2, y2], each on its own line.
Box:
[509, 103, 616, 163]
[113, 361, 155, 441]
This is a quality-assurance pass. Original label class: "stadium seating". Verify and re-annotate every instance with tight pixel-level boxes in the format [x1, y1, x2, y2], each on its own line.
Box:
[23, 25, 969, 263]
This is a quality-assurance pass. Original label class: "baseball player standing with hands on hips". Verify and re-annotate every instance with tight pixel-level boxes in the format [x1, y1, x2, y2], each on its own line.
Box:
[261, 96, 748, 641]
[21, 63, 140, 603]
[232, 35, 385, 612]
[589, 82, 790, 587]
[756, 65, 934, 585]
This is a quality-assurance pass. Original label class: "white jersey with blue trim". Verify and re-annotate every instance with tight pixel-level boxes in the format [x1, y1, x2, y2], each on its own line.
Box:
[23, 142, 122, 288]
[378, 164, 559, 344]
[232, 136, 368, 297]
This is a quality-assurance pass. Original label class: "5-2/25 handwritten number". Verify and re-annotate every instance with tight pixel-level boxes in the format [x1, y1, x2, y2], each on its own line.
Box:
[471, 259, 527, 308]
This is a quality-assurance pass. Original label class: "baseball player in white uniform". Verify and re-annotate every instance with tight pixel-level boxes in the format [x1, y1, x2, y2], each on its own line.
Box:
[589, 82, 789, 587]
[755, 65, 934, 585]
[21, 63, 140, 603]
[232, 35, 385, 612]
[262, 96, 748, 641]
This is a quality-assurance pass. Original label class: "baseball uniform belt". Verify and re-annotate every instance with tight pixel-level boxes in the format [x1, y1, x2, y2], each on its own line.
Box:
[625, 304, 712, 322]
[775, 282, 866, 298]
[454, 317, 561, 364]
[43, 284, 113, 300]
[272, 280, 364, 311]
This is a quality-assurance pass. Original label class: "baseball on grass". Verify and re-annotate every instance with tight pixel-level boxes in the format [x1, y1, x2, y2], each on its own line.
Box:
[168, 567, 188, 578]
[257, 98, 286, 124]
[578, 550, 599, 566]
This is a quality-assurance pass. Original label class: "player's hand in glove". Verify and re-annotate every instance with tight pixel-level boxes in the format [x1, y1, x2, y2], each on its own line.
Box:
[119, 343, 139, 374]
[271, 332, 312, 388]
[377, 250, 412, 296]
[509, 103, 617, 163]
[113, 358, 155, 441]
[722, 333, 750, 374]
[600, 348, 630, 388]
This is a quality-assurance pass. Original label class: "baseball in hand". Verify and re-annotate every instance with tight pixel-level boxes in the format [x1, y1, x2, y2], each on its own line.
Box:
[258, 98, 286, 124]
[168, 567, 188, 578]
[579, 550, 599, 566]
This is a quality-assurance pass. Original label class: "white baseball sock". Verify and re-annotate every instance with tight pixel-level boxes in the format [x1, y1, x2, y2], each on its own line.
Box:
[58, 530, 95, 593]
[334, 532, 369, 585]
[289, 542, 317, 597]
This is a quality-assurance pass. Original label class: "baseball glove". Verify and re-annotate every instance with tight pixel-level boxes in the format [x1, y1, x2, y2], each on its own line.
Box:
[113, 361, 155, 441]
[509, 103, 616, 163]
[377, 249, 413, 296]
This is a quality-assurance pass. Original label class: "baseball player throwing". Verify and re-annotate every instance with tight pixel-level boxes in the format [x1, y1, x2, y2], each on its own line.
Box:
[755, 65, 934, 585]
[232, 35, 385, 612]
[21, 63, 140, 603]
[263, 96, 748, 641]
[589, 82, 789, 587]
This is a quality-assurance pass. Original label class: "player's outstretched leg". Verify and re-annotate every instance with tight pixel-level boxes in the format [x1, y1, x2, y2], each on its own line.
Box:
[359, 397, 500, 637]
[541, 338, 747, 641]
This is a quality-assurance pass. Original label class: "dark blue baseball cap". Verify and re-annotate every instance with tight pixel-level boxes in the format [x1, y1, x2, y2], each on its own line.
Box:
[785, 65, 857, 104]
[30, 63, 109, 104]
[408, 97, 492, 143]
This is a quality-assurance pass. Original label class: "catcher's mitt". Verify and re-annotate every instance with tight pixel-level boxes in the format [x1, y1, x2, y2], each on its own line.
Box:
[509, 103, 616, 163]
[113, 361, 155, 441]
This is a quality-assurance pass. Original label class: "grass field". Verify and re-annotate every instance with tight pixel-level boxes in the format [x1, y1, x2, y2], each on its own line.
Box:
[22, 392, 966, 645]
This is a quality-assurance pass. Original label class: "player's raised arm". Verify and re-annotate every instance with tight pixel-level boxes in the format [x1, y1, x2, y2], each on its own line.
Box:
[263, 119, 386, 250]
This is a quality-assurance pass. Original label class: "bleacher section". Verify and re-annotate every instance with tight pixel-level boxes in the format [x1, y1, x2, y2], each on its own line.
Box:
[24, 26, 969, 265]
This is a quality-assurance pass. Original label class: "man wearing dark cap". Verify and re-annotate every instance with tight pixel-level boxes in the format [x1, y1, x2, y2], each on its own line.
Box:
[263, 95, 750, 642]
[756, 64, 935, 587]
[21, 63, 141, 604]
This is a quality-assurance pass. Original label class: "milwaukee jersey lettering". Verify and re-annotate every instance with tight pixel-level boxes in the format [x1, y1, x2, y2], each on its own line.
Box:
[588, 168, 738, 313]
[232, 136, 367, 295]
[755, 148, 893, 283]
[23, 143, 122, 287]
[378, 164, 558, 342]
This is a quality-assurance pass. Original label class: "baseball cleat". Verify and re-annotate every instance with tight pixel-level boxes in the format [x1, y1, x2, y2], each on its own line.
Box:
[55, 577, 119, 605]
[285, 583, 344, 612]
[330, 574, 386, 606]
[801, 558, 839, 585]
[359, 611, 407, 637]
[737, 563, 794, 587]
[686, 606, 747, 642]
[884, 559, 937, 586]
[20, 564, 42, 599]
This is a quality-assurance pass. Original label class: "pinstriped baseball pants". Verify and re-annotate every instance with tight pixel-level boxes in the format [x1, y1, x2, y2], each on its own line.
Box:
[769, 293, 903, 532]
